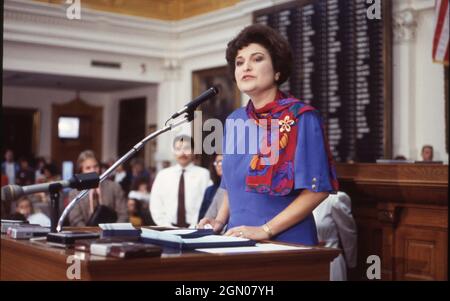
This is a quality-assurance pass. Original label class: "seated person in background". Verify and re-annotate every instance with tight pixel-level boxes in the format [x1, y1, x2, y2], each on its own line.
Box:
[394, 155, 407, 160]
[133, 177, 151, 195]
[150, 135, 211, 228]
[16, 157, 35, 186]
[1, 149, 19, 185]
[313, 191, 357, 281]
[127, 190, 154, 227]
[129, 158, 150, 189]
[68, 150, 128, 227]
[1, 174, 8, 186]
[34, 156, 47, 183]
[41, 163, 60, 182]
[26, 163, 60, 216]
[421, 145, 434, 161]
[30, 163, 61, 207]
[147, 166, 156, 190]
[113, 163, 128, 185]
[198, 154, 225, 222]
[15, 196, 51, 227]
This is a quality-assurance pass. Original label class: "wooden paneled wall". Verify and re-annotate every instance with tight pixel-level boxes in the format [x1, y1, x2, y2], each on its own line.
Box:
[336, 163, 448, 281]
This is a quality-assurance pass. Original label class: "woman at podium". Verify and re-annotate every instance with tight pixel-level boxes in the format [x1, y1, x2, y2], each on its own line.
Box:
[198, 24, 339, 245]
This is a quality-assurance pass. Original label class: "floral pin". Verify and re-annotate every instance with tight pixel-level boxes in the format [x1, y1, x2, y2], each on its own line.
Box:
[279, 115, 295, 133]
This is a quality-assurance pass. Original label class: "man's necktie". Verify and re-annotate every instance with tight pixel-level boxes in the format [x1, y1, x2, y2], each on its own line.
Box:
[176, 169, 189, 228]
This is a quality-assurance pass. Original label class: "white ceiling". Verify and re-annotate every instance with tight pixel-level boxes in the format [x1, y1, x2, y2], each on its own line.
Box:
[3, 71, 152, 92]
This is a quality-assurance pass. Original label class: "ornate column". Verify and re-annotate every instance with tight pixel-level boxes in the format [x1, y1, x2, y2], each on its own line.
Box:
[155, 58, 183, 170]
[392, 8, 418, 159]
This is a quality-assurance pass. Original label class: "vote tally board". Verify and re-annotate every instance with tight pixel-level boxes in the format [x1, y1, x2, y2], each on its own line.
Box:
[254, 0, 392, 163]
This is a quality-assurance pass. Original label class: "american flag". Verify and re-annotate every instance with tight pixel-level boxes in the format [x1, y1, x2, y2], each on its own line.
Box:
[433, 0, 449, 65]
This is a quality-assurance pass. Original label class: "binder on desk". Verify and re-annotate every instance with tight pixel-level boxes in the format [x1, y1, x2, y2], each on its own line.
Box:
[46, 231, 100, 247]
[99, 223, 141, 238]
[6, 225, 50, 239]
[1, 219, 29, 234]
[90, 241, 162, 259]
[140, 228, 256, 250]
[74, 237, 138, 252]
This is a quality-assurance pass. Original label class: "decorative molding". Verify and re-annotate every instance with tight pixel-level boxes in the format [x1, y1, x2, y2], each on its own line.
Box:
[4, 0, 278, 60]
[392, 0, 435, 13]
[393, 9, 418, 43]
[162, 58, 182, 81]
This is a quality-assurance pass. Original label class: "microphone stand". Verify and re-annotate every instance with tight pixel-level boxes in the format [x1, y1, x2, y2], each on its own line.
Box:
[49, 182, 63, 233]
[56, 111, 195, 232]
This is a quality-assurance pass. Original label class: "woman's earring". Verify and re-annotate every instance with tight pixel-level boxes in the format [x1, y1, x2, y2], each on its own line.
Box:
[275, 73, 280, 81]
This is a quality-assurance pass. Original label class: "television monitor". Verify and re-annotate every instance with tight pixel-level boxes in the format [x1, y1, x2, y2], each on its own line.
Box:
[58, 116, 80, 139]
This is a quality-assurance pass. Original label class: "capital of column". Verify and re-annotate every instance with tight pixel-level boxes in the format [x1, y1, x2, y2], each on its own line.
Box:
[393, 9, 418, 44]
[162, 58, 182, 81]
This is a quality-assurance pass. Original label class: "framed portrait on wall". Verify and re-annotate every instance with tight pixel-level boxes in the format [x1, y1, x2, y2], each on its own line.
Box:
[192, 66, 241, 169]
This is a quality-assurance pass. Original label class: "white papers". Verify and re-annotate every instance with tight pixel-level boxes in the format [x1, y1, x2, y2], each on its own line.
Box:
[183, 235, 250, 244]
[141, 228, 183, 243]
[196, 243, 311, 254]
[90, 242, 136, 256]
[141, 228, 251, 244]
[162, 229, 197, 235]
[99, 223, 136, 230]
[90, 243, 117, 256]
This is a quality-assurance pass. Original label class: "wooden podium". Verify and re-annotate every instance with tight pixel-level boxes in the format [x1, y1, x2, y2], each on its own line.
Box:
[336, 163, 448, 281]
[1, 231, 339, 281]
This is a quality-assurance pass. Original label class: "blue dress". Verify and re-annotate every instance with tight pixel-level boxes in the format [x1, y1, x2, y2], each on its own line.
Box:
[220, 106, 336, 245]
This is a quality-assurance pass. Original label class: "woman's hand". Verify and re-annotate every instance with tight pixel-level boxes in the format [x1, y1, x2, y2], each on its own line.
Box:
[224, 225, 270, 241]
[197, 218, 225, 234]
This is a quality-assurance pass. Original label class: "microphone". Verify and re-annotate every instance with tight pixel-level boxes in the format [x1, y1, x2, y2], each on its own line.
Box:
[1, 172, 99, 202]
[171, 86, 219, 119]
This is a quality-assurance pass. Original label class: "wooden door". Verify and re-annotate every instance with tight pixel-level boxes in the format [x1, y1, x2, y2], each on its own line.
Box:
[51, 98, 103, 172]
[2, 107, 40, 161]
[117, 97, 146, 160]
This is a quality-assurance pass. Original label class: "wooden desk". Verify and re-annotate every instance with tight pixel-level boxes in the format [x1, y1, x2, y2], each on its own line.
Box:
[1, 234, 339, 281]
[336, 163, 448, 281]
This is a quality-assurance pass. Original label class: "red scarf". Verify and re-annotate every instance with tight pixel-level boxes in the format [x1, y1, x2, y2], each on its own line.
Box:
[245, 91, 316, 196]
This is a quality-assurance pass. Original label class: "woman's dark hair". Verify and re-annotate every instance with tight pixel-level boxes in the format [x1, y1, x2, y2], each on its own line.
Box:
[43, 163, 58, 177]
[128, 198, 143, 215]
[8, 212, 27, 222]
[226, 24, 293, 85]
[130, 177, 149, 191]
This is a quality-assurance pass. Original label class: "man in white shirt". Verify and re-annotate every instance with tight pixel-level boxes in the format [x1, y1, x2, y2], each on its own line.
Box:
[313, 191, 357, 281]
[150, 135, 211, 228]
